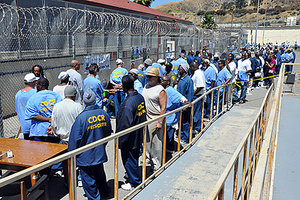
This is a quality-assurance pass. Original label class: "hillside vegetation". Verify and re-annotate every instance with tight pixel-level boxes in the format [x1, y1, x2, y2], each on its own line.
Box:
[155, 0, 300, 25]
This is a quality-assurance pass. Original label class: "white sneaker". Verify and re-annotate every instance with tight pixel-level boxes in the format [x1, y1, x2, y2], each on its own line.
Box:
[78, 180, 82, 187]
[121, 183, 134, 191]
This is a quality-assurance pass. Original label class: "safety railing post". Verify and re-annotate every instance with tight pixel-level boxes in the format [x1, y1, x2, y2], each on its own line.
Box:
[68, 156, 77, 200]
[162, 118, 167, 165]
[233, 158, 239, 200]
[222, 87, 225, 112]
[114, 139, 118, 200]
[189, 104, 194, 143]
[201, 100, 205, 131]
[142, 126, 147, 182]
[216, 88, 220, 116]
[210, 91, 214, 120]
[230, 84, 234, 107]
[241, 139, 248, 200]
[177, 111, 182, 152]
[247, 129, 254, 198]
[218, 184, 224, 200]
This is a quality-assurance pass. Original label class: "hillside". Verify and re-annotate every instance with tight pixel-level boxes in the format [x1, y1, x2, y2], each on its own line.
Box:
[154, 0, 300, 26]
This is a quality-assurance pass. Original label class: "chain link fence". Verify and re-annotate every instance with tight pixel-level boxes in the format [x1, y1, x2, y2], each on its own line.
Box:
[0, 1, 247, 138]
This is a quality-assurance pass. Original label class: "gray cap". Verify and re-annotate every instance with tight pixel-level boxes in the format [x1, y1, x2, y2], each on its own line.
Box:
[180, 63, 189, 73]
[64, 85, 77, 97]
[83, 88, 96, 106]
[144, 58, 152, 66]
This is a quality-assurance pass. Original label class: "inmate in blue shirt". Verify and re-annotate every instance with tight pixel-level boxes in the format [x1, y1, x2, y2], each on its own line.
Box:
[177, 75, 194, 102]
[68, 105, 112, 166]
[145, 63, 166, 77]
[84, 76, 104, 108]
[15, 89, 36, 134]
[216, 68, 232, 92]
[165, 86, 184, 126]
[110, 67, 128, 84]
[204, 66, 217, 91]
[137, 69, 147, 87]
[25, 90, 62, 137]
[134, 79, 143, 95]
[171, 60, 179, 74]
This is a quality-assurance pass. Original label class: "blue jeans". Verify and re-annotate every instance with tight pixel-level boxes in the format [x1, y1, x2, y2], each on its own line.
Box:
[121, 147, 141, 187]
[166, 126, 175, 151]
[113, 91, 125, 116]
[233, 84, 240, 101]
[193, 96, 203, 132]
[205, 92, 214, 119]
[285, 65, 293, 73]
[181, 109, 191, 142]
[240, 82, 247, 101]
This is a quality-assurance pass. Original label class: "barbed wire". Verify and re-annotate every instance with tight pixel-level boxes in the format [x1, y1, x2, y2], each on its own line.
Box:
[0, 3, 197, 39]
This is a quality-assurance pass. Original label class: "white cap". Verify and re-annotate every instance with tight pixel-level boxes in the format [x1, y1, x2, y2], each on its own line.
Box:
[24, 73, 39, 83]
[58, 71, 69, 81]
[157, 59, 165, 64]
[144, 58, 152, 66]
[170, 55, 175, 60]
[129, 68, 139, 75]
[204, 59, 210, 64]
[116, 59, 123, 65]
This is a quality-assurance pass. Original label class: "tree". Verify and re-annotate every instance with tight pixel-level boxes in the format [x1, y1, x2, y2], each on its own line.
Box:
[201, 13, 217, 29]
[133, 0, 155, 7]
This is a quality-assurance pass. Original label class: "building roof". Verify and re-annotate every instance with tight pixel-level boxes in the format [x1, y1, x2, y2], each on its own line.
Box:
[64, 0, 190, 23]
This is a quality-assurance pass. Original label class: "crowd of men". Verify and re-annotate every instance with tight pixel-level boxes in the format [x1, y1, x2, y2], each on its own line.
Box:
[14, 42, 296, 199]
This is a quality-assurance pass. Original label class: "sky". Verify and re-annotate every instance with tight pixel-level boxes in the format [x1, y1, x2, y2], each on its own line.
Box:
[129, 0, 182, 8]
[151, 0, 182, 8]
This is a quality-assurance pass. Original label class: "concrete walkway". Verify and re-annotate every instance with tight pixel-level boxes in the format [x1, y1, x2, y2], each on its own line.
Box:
[132, 87, 268, 200]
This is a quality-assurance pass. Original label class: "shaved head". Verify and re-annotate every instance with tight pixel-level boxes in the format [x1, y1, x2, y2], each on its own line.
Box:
[71, 60, 80, 70]
[161, 75, 170, 88]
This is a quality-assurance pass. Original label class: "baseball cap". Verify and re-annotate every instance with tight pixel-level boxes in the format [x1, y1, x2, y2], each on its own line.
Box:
[116, 59, 123, 65]
[24, 73, 39, 83]
[157, 59, 165, 64]
[58, 71, 69, 81]
[129, 68, 139, 75]
[64, 85, 77, 97]
[144, 58, 152, 66]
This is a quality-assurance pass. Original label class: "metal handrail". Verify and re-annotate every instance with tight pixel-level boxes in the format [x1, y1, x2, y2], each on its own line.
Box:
[249, 63, 300, 200]
[208, 80, 274, 200]
[0, 81, 235, 200]
[208, 63, 300, 200]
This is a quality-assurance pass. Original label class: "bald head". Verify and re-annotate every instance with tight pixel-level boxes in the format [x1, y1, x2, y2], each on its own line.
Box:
[161, 75, 170, 88]
[71, 60, 80, 71]
[190, 62, 199, 73]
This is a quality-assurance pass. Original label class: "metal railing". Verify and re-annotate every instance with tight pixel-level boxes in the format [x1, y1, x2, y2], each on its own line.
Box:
[208, 63, 300, 200]
[0, 82, 235, 200]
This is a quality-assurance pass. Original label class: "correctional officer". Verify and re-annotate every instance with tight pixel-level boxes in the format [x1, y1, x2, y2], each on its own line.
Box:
[110, 59, 128, 116]
[177, 63, 194, 143]
[15, 73, 38, 139]
[84, 63, 104, 108]
[68, 89, 112, 200]
[116, 75, 147, 191]
[25, 77, 62, 142]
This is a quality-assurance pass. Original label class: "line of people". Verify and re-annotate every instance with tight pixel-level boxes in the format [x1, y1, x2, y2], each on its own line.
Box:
[14, 43, 295, 199]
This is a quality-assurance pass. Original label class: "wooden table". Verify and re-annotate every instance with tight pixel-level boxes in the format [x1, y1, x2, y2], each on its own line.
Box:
[0, 137, 68, 185]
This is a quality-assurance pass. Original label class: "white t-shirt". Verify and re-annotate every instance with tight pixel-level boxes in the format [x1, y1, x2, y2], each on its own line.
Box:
[191, 69, 206, 96]
[239, 59, 252, 72]
[228, 61, 237, 82]
[51, 99, 83, 142]
[53, 85, 68, 99]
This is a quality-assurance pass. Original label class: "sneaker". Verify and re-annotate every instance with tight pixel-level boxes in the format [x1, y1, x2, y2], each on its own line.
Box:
[54, 170, 63, 177]
[78, 180, 82, 187]
[121, 183, 134, 191]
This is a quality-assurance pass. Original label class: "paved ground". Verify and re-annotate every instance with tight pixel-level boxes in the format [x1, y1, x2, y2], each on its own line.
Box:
[272, 56, 300, 200]
[132, 87, 268, 200]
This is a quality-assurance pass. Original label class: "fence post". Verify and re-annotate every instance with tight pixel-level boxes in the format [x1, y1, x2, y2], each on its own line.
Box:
[157, 17, 160, 60]
[0, 94, 3, 137]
